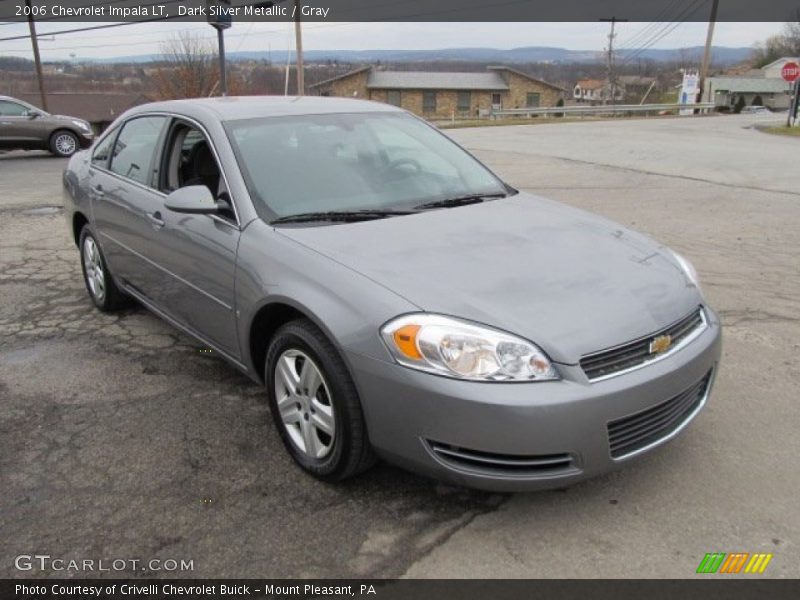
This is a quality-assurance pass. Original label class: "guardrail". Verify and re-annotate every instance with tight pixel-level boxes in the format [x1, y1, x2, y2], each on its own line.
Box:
[490, 102, 716, 119]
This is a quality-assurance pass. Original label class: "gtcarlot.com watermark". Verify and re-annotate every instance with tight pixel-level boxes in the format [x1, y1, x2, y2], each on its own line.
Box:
[15, 554, 194, 573]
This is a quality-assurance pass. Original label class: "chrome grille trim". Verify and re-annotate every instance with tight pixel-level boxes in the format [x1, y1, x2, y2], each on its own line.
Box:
[425, 440, 577, 477]
[580, 307, 708, 382]
[608, 369, 714, 460]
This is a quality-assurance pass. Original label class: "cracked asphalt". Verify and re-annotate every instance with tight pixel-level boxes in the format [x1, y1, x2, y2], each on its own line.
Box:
[2, 114, 799, 579]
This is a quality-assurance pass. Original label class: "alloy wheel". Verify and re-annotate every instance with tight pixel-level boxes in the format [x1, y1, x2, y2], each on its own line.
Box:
[82, 236, 106, 302]
[274, 349, 336, 459]
[55, 133, 77, 156]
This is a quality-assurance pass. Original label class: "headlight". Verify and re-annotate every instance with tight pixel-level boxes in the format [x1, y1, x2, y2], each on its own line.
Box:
[669, 250, 701, 292]
[71, 119, 91, 132]
[381, 314, 559, 382]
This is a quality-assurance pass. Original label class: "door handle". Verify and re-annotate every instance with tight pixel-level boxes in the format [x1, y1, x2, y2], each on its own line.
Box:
[90, 184, 104, 197]
[146, 211, 165, 229]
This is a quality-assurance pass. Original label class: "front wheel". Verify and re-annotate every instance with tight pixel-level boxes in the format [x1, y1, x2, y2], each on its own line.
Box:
[265, 319, 376, 481]
[50, 130, 79, 157]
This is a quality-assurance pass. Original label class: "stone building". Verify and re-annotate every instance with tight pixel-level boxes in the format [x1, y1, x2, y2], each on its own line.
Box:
[309, 66, 565, 119]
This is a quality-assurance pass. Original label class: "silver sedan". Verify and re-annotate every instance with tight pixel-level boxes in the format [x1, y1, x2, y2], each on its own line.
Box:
[62, 97, 721, 491]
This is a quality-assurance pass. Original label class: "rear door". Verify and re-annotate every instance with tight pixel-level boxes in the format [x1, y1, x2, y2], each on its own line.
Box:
[90, 115, 171, 298]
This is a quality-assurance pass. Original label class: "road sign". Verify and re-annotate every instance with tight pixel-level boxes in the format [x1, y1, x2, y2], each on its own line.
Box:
[781, 62, 799, 83]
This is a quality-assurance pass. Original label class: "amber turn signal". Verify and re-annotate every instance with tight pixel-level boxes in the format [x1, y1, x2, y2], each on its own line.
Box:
[392, 324, 422, 360]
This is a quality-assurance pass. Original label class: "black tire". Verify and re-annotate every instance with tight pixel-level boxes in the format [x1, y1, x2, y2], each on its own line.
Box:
[49, 129, 79, 157]
[78, 226, 130, 311]
[265, 319, 376, 481]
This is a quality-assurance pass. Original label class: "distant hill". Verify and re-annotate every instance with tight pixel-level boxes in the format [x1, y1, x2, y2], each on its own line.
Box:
[96, 45, 753, 65]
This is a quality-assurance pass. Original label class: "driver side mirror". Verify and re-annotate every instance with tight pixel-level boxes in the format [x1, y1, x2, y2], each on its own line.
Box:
[26, 110, 41, 120]
[164, 185, 219, 214]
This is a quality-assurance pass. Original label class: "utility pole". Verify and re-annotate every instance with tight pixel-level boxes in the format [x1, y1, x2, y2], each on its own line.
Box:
[698, 0, 720, 104]
[26, 0, 47, 112]
[208, 0, 232, 96]
[217, 26, 228, 96]
[601, 17, 627, 106]
[294, 0, 304, 95]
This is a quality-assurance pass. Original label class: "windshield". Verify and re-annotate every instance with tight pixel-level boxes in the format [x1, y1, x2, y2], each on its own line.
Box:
[225, 112, 507, 221]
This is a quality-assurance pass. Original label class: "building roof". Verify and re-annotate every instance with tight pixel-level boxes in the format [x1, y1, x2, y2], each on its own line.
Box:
[761, 56, 800, 70]
[15, 92, 150, 123]
[705, 77, 792, 93]
[575, 79, 604, 90]
[310, 66, 565, 92]
[308, 66, 372, 90]
[366, 70, 509, 91]
[485, 65, 566, 91]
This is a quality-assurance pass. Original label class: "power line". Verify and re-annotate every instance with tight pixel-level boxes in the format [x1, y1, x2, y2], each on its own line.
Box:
[619, 0, 710, 65]
[617, 0, 702, 62]
[615, 0, 685, 51]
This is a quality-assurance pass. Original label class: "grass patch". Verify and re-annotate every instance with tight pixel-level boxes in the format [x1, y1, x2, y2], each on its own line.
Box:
[761, 125, 800, 137]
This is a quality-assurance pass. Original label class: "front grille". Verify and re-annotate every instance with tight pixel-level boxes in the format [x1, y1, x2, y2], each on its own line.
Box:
[427, 440, 576, 477]
[607, 370, 712, 459]
[580, 307, 706, 381]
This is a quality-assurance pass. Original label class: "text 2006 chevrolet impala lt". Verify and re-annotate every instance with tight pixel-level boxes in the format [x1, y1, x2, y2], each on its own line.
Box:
[63, 97, 721, 491]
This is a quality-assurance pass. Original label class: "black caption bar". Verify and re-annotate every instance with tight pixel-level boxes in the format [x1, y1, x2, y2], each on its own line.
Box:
[4, 579, 800, 600]
[1, 0, 799, 23]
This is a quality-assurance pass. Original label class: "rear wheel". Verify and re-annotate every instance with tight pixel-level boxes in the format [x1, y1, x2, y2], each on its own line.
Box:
[79, 226, 130, 311]
[265, 319, 376, 481]
[50, 130, 79, 157]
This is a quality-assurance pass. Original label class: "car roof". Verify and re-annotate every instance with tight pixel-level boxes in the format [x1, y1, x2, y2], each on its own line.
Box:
[125, 95, 404, 122]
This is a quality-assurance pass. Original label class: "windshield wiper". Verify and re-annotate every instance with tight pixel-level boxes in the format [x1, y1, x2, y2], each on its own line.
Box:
[271, 209, 414, 225]
[414, 193, 507, 211]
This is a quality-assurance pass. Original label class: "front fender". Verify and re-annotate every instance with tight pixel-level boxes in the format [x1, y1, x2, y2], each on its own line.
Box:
[235, 220, 420, 376]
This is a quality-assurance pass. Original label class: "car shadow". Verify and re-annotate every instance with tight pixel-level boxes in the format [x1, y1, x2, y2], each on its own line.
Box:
[0, 150, 65, 161]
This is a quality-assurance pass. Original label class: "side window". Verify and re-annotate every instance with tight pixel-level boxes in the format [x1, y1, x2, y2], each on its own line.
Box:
[162, 122, 235, 222]
[457, 91, 471, 112]
[0, 100, 29, 116]
[422, 91, 437, 114]
[91, 128, 118, 167]
[109, 116, 167, 187]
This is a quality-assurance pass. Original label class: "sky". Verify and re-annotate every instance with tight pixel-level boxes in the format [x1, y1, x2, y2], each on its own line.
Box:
[0, 21, 787, 61]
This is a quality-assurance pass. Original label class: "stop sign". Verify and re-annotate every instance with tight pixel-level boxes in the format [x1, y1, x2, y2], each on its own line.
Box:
[782, 62, 800, 82]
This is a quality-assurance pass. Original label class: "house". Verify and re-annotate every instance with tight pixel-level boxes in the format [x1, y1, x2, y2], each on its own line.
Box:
[703, 77, 793, 110]
[704, 57, 798, 109]
[573, 78, 624, 103]
[761, 57, 800, 80]
[309, 66, 566, 119]
[15, 92, 150, 132]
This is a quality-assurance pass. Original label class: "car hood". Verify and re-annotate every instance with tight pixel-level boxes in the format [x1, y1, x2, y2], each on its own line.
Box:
[276, 193, 702, 364]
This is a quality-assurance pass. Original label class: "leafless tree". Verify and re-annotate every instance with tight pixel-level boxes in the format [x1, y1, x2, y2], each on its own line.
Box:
[151, 31, 238, 99]
[752, 18, 800, 67]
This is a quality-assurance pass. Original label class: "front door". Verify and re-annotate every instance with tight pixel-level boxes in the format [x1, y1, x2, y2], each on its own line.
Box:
[491, 93, 502, 111]
[0, 99, 42, 149]
[147, 120, 241, 358]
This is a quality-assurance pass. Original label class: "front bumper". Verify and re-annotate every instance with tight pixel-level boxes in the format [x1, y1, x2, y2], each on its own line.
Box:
[347, 308, 722, 492]
[77, 132, 94, 148]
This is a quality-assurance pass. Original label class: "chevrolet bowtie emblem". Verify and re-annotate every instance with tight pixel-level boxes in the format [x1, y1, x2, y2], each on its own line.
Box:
[649, 334, 672, 354]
